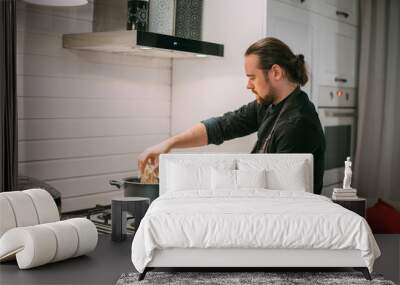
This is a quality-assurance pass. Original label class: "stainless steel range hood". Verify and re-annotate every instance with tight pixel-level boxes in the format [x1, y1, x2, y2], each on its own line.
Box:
[63, 30, 224, 58]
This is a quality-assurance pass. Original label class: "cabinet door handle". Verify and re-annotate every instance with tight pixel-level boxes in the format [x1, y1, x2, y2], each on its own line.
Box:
[336, 10, 349, 18]
[334, 77, 348, 83]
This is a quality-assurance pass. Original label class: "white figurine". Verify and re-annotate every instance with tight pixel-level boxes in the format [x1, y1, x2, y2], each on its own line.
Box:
[342, 157, 352, 189]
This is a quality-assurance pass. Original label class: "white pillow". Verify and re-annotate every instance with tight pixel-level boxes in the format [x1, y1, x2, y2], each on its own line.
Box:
[211, 169, 267, 190]
[266, 167, 307, 191]
[236, 169, 267, 189]
[238, 159, 309, 192]
[166, 160, 235, 192]
[167, 162, 210, 191]
[211, 168, 236, 190]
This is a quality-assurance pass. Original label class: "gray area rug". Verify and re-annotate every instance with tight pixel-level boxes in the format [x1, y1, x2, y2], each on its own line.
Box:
[116, 271, 396, 285]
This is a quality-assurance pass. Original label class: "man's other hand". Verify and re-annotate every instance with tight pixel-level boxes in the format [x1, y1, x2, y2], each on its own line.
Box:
[138, 141, 172, 176]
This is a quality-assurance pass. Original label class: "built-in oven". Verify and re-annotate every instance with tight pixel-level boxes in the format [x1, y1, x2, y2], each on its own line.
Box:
[318, 86, 357, 194]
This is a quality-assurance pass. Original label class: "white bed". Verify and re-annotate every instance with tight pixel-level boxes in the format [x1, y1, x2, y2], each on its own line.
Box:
[131, 154, 380, 280]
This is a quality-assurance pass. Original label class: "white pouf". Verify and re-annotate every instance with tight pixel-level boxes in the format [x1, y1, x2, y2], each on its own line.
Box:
[1, 191, 39, 227]
[65, 218, 98, 257]
[42, 221, 79, 262]
[24, 188, 60, 224]
[0, 225, 57, 269]
[0, 196, 17, 237]
[0, 218, 98, 269]
[0, 190, 98, 269]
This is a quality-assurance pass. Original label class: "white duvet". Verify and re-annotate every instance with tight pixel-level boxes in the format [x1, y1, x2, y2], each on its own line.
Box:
[131, 190, 380, 273]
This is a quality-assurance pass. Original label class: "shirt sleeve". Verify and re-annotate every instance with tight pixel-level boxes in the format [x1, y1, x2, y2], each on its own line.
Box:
[201, 101, 259, 145]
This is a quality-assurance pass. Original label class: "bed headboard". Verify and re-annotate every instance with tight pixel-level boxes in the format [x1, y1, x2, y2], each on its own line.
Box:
[159, 153, 313, 195]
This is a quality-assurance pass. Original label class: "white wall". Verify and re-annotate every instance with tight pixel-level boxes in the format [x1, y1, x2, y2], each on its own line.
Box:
[171, 0, 266, 153]
[16, 0, 172, 212]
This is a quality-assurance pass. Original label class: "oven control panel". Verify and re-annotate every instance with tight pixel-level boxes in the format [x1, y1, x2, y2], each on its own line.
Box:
[318, 86, 356, 108]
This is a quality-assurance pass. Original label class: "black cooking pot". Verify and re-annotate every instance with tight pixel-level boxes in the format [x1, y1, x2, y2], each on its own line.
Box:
[109, 177, 159, 203]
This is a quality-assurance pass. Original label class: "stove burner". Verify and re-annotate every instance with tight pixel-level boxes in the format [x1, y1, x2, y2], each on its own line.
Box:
[85, 204, 136, 230]
[86, 204, 110, 224]
[97, 212, 111, 225]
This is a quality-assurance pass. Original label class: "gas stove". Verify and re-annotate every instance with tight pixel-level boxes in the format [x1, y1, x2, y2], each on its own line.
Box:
[85, 204, 136, 234]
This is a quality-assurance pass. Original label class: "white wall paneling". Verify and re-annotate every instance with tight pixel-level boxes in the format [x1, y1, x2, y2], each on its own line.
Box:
[18, 118, 169, 140]
[45, 172, 133, 199]
[19, 153, 141, 181]
[62, 190, 124, 213]
[17, 97, 170, 119]
[18, 135, 168, 162]
[17, 53, 171, 82]
[16, 75, 170, 101]
[16, 0, 172, 212]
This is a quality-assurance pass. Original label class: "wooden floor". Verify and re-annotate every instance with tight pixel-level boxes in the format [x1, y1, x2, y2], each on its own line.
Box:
[0, 235, 134, 285]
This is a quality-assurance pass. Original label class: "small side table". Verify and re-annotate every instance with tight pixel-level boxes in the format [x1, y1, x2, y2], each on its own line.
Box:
[111, 197, 150, 241]
[332, 197, 366, 218]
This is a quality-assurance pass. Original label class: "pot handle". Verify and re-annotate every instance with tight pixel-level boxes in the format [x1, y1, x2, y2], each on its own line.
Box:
[109, 179, 123, 189]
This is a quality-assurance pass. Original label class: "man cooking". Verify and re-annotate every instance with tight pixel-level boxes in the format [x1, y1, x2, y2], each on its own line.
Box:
[138, 37, 325, 194]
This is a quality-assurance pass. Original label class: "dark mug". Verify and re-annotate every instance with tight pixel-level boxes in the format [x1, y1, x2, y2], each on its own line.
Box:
[127, 0, 149, 31]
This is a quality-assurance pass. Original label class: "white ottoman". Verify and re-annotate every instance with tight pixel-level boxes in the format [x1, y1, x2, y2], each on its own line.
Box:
[0, 189, 98, 269]
[0, 218, 98, 269]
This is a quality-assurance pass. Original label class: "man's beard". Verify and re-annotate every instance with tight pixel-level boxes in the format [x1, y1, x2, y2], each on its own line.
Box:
[255, 73, 278, 105]
[256, 86, 277, 105]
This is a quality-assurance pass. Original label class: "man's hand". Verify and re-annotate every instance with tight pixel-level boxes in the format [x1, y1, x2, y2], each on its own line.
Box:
[137, 123, 208, 176]
[138, 141, 172, 175]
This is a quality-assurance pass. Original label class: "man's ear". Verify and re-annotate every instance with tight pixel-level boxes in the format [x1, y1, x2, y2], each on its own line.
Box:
[270, 64, 284, 81]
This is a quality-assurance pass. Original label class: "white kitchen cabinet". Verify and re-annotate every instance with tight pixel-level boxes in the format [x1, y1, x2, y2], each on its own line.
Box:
[266, 0, 359, 104]
[276, 0, 359, 26]
[276, 0, 311, 11]
[266, 0, 314, 96]
[319, 0, 359, 26]
[313, 16, 358, 88]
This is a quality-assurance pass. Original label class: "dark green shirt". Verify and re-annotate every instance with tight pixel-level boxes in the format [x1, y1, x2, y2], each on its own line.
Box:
[202, 87, 325, 194]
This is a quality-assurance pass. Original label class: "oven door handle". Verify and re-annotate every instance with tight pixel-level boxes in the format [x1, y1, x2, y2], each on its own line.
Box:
[324, 111, 357, 118]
